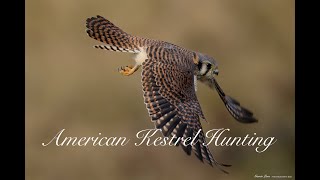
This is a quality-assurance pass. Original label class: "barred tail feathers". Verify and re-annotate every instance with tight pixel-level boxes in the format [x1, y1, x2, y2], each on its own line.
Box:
[93, 45, 139, 53]
[86, 15, 140, 53]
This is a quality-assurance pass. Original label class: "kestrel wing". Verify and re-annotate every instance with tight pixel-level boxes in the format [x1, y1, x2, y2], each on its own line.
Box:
[211, 78, 258, 123]
[197, 76, 257, 123]
[141, 55, 230, 172]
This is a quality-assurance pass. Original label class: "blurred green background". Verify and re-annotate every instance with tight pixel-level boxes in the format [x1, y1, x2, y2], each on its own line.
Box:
[26, 0, 294, 179]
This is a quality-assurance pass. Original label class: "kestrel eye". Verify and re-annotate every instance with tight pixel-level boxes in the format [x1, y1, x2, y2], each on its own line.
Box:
[206, 63, 212, 70]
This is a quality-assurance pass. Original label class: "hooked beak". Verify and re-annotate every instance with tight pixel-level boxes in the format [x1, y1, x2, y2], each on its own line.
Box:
[213, 69, 219, 75]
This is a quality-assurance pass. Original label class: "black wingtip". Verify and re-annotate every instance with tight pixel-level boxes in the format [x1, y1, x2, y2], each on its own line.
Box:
[212, 162, 231, 174]
[214, 161, 232, 173]
[225, 95, 258, 124]
[236, 116, 258, 123]
[220, 163, 232, 167]
[211, 78, 258, 124]
[220, 168, 230, 174]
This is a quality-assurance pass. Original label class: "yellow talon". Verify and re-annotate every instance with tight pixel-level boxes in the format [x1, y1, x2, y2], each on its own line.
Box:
[118, 65, 139, 76]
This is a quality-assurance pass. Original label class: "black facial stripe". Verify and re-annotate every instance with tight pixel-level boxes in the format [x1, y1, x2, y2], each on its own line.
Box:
[197, 61, 202, 71]
[204, 64, 211, 75]
[203, 67, 210, 75]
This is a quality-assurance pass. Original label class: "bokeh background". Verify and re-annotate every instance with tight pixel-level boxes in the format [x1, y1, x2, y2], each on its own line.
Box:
[26, 0, 294, 179]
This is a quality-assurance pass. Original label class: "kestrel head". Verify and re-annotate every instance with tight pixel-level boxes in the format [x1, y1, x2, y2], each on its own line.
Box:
[194, 52, 219, 79]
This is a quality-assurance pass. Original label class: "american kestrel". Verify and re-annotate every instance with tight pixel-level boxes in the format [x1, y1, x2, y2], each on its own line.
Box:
[85, 15, 257, 173]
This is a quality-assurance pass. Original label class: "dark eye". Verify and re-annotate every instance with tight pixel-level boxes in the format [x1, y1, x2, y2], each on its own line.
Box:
[206, 63, 212, 70]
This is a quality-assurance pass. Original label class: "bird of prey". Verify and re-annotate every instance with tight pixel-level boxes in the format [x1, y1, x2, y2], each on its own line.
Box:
[85, 15, 257, 173]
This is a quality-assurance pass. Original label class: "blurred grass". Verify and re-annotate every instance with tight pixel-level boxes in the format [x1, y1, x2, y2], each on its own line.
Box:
[26, 0, 294, 179]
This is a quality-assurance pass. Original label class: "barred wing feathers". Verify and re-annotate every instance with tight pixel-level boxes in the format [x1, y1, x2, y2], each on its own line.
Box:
[141, 55, 230, 172]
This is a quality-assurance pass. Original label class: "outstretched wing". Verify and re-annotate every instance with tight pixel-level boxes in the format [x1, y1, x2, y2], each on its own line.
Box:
[198, 77, 257, 123]
[141, 48, 230, 172]
[212, 78, 257, 123]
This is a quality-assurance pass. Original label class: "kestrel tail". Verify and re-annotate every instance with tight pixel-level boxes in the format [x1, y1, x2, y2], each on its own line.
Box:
[85, 15, 257, 173]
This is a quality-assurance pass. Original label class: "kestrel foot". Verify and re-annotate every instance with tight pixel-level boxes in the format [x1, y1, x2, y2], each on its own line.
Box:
[118, 64, 141, 76]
